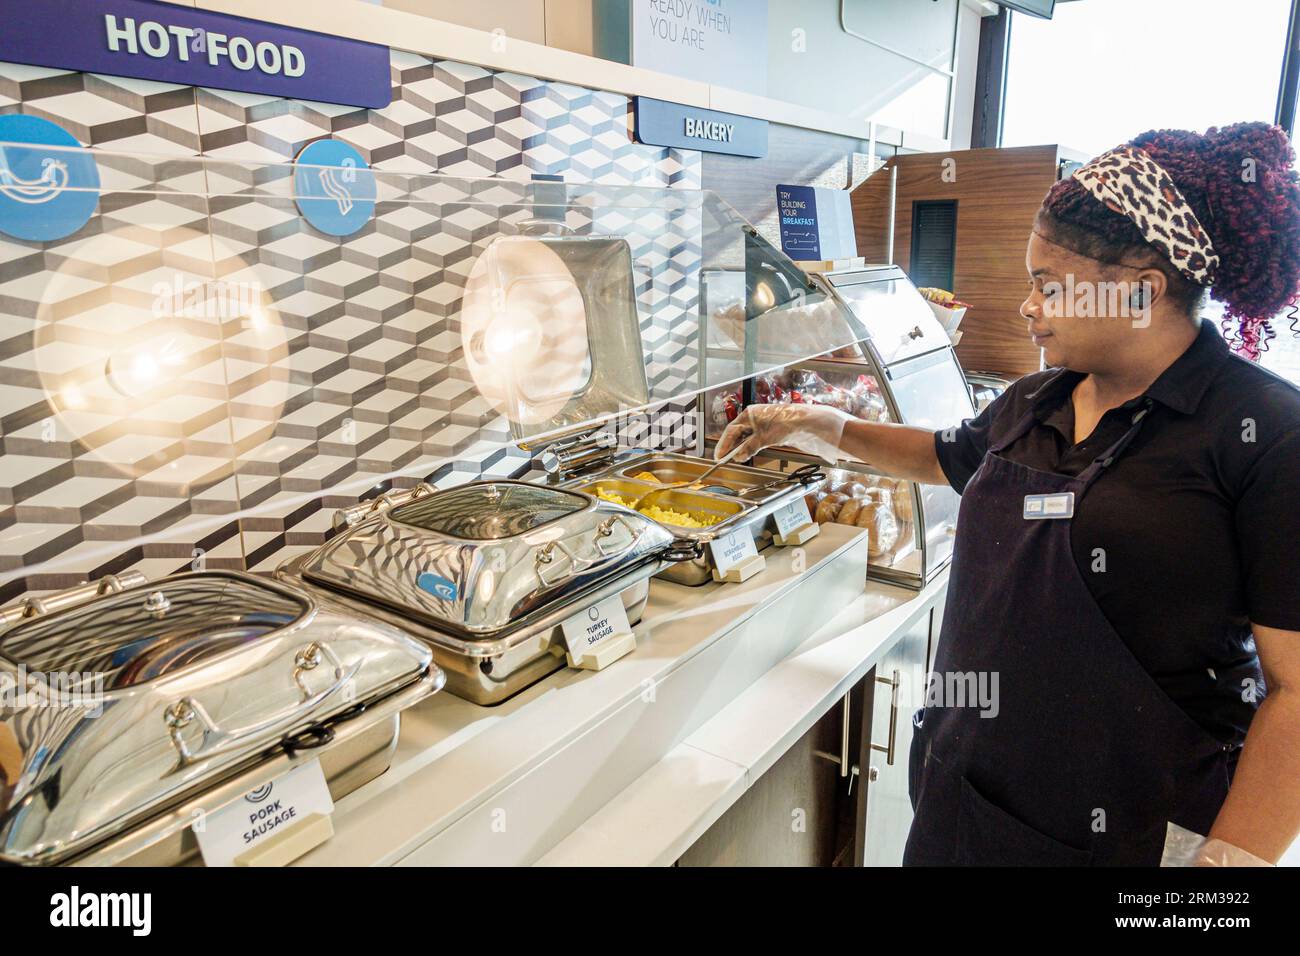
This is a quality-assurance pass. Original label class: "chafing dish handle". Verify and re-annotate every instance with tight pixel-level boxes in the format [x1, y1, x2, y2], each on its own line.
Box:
[162, 641, 358, 769]
[535, 516, 648, 585]
[333, 482, 436, 531]
[593, 514, 644, 555]
[0, 571, 148, 631]
[662, 540, 706, 563]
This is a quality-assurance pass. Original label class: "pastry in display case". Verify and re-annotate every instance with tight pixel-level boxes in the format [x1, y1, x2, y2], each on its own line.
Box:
[805, 471, 912, 561]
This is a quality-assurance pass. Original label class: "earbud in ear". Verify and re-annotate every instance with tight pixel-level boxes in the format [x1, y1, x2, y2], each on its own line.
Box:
[1130, 287, 1145, 309]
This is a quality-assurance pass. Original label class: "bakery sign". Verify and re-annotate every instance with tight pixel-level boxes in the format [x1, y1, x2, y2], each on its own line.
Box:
[633, 97, 768, 157]
[0, 0, 392, 109]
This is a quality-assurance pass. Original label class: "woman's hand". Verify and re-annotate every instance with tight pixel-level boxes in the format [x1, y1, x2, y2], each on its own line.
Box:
[715, 403, 852, 464]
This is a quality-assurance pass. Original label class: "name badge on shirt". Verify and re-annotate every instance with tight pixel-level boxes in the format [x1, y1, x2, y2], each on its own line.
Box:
[1023, 492, 1075, 520]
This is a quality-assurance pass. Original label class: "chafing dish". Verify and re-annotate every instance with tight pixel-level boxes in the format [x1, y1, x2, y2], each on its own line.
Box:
[0, 570, 440, 866]
[279, 480, 681, 705]
[561, 452, 825, 586]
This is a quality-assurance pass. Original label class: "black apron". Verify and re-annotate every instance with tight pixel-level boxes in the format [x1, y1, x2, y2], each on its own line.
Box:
[903, 399, 1236, 866]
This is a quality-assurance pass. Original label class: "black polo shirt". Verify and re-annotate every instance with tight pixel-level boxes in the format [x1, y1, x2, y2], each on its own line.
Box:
[935, 321, 1300, 743]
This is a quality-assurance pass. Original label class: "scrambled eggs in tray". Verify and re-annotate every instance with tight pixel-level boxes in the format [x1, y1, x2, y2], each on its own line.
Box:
[594, 488, 722, 529]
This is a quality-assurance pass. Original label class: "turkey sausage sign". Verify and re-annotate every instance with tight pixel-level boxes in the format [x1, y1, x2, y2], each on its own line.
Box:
[0, 0, 391, 109]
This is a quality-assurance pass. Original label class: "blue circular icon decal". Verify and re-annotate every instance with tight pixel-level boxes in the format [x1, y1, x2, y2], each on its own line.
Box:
[294, 139, 376, 237]
[245, 783, 274, 804]
[0, 114, 100, 242]
[416, 572, 459, 602]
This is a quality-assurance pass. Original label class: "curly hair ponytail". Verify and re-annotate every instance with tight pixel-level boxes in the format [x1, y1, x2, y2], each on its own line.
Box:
[1037, 122, 1300, 359]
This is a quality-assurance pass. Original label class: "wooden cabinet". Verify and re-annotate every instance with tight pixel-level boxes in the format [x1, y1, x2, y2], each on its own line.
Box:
[677, 599, 942, 867]
[676, 690, 863, 867]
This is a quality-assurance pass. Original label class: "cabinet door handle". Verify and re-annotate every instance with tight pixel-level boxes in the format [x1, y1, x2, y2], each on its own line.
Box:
[870, 669, 901, 766]
[813, 692, 853, 778]
[839, 691, 850, 777]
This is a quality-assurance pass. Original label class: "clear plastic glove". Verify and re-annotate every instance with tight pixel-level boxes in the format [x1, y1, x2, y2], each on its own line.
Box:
[1160, 822, 1273, 867]
[714, 403, 852, 464]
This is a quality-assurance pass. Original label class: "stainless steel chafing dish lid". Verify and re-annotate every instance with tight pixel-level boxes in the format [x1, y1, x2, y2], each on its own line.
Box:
[461, 234, 649, 443]
[299, 480, 676, 636]
[0, 571, 436, 865]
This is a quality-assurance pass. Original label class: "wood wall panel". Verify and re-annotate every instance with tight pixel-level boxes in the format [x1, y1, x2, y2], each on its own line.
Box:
[852, 145, 1066, 378]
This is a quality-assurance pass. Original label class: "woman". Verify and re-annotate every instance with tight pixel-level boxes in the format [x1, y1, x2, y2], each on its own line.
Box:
[717, 123, 1300, 866]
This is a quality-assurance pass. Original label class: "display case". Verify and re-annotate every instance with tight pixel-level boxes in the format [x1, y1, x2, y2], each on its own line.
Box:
[965, 371, 1015, 413]
[701, 265, 975, 588]
[452, 184, 973, 591]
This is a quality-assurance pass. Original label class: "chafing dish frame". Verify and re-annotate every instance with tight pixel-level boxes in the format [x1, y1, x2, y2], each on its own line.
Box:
[0, 571, 443, 867]
[281, 480, 690, 705]
[71, 669, 440, 867]
[280, 552, 667, 705]
[561, 451, 825, 586]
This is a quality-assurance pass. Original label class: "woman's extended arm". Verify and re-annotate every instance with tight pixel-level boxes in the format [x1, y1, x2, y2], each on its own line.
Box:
[838, 418, 950, 486]
[715, 403, 949, 486]
[1203, 622, 1300, 863]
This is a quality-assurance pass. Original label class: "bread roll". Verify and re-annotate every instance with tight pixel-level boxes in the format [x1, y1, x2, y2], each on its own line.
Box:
[815, 492, 848, 524]
[855, 497, 900, 557]
[836, 497, 863, 526]
[891, 479, 914, 525]
[830, 480, 868, 498]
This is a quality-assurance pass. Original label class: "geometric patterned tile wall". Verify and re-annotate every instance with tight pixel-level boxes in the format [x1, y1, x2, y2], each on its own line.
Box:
[0, 51, 704, 601]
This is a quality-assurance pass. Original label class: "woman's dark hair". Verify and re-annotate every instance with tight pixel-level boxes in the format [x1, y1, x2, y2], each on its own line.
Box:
[1036, 122, 1300, 358]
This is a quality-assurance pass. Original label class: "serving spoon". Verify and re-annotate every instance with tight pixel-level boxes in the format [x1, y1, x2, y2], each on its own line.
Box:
[621, 445, 745, 511]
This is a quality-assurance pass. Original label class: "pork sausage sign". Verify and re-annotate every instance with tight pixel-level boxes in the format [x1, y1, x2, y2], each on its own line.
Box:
[0, 0, 391, 109]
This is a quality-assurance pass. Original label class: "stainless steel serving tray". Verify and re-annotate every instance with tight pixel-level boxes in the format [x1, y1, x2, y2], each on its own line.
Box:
[0, 571, 439, 866]
[280, 553, 657, 706]
[296, 480, 675, 638]
[283, 480, 680, 705]
[562, 452, 824, 586]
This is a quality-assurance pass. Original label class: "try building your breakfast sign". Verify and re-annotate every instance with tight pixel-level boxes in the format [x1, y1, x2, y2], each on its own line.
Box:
[632, 0, 767, 96]
[777, 185, 857, 262]
[0, 0, 392, 109]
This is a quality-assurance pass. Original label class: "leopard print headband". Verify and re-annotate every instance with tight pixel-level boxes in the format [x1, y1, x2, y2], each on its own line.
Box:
[1072, 145, 1219, 285]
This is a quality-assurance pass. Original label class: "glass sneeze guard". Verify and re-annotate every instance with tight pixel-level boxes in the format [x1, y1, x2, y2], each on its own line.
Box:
[0, 139, 871, 460]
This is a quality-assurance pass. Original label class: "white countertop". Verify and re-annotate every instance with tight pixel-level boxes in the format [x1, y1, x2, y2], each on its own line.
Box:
[294, 524, 945, 865]
[538, 571, 948, 866]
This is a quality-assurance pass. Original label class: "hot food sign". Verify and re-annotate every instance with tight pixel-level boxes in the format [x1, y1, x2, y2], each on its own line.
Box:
[0, 0, 392, 109]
